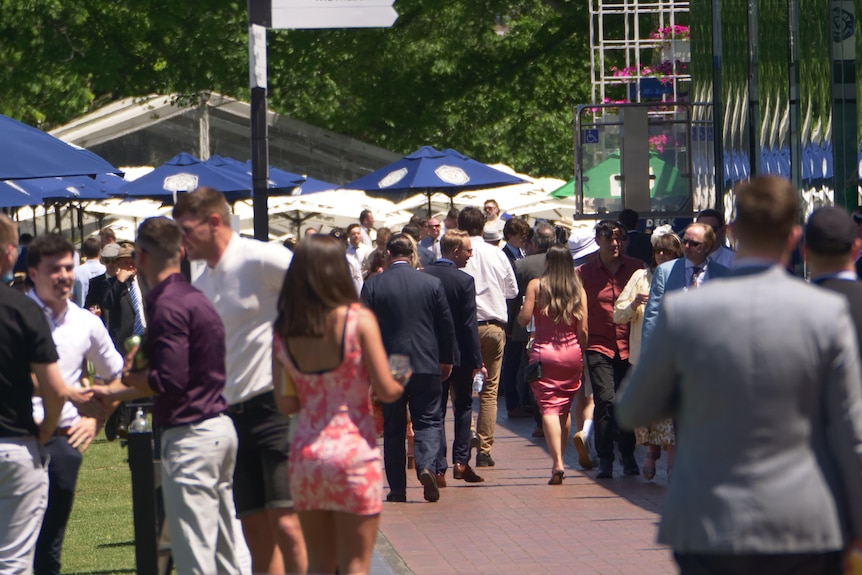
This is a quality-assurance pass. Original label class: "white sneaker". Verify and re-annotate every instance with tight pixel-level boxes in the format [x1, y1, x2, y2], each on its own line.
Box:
[572, 431, 593, 469]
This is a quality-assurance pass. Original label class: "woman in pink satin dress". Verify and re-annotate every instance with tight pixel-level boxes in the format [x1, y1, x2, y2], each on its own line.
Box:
[272, 235, 404, 575]
[517, 244, 588, 485]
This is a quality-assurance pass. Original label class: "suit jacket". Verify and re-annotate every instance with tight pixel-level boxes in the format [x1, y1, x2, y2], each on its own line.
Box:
[617, 265, 862, 553]
[103, 276, 136, 352]
[84, 272, 110, 326]
[626, 230, 652, 265]
[423, 261, 482, 370]
[417, 246, 436, 269]
[642, 257, 730, 345]
[816, 277, 862, 358]
[361, 263, 456, 375]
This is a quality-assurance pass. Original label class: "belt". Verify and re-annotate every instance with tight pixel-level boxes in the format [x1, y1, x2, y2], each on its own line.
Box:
[227, 391, 274, 415]
[55, 427, 71, 436]
[477, 319, 505, 328]
[160, 412, 224, 432]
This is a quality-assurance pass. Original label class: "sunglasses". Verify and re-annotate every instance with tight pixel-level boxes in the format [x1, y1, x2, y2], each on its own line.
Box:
[682, 239, 703, 248]
[653, 248, 674, 255]
[853, 213, 862, 224]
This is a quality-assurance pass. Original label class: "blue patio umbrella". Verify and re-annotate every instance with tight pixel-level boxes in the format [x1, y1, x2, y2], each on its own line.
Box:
[0, 114, 120, 180]
[116, 153, 254, 201]
[292, 176, 336, 195]
[205, 156, 305, 193]
[0, 179, 45, 208]
[344, 146, 528, 205]
[37, 173, 124, 201]
[205, 156, 331, 196]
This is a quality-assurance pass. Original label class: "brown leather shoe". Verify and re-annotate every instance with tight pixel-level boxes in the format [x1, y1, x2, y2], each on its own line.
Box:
[436, 472, 447, 488]
[453, 462, 485, 483]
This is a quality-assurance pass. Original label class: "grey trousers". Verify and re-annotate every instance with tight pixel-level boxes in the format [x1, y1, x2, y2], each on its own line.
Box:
[0, 436, 49, 575]
[161, 414, 240, 575]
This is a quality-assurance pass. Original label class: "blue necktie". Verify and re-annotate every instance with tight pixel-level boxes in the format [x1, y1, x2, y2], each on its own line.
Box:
[129, 280, 145, 336]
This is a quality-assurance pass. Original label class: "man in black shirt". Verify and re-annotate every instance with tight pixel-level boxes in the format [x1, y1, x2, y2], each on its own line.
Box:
[0, 215, 67, 575]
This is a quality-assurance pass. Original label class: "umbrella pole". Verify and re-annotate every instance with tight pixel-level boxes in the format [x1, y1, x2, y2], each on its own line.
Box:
[427, 194, 431, 218]
[77, 205, 84, 240]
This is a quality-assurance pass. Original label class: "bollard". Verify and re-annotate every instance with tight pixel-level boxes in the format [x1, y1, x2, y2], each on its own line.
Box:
[127, 421, 172, 575]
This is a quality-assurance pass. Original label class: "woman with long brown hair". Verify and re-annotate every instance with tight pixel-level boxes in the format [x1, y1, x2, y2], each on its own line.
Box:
[517, 243, 588, 485]
[272, 235, 403, 574]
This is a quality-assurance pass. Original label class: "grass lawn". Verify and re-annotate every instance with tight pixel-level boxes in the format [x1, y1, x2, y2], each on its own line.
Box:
[61, 434, 137, 575]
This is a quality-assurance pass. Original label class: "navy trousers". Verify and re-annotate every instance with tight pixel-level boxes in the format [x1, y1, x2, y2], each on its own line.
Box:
[35, 435, 82, 575]
[435, 366, 474, 472]
[381, 373, 442, 496]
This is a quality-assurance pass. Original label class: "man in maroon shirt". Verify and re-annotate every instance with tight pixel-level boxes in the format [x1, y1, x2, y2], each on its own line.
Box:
[93, 217, 240, 575]
[577, 220, 644, 479]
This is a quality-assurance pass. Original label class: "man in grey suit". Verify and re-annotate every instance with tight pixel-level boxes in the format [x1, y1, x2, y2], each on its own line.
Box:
[617, 176, 862, 575]
[641, 222, 730, 344]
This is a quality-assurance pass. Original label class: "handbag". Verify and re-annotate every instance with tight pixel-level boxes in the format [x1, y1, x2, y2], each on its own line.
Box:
[524, 360, 543, 383]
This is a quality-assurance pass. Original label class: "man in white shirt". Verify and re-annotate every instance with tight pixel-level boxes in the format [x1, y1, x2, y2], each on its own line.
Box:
[26, 233, 123, 575]
[173, 187, 306, 575]
[697, 208, 736, 268]
[346, 223, 372, 295]
[359, 209, 376, 246]
[458, 207, 518, 467]
[72, 237, 105, 307]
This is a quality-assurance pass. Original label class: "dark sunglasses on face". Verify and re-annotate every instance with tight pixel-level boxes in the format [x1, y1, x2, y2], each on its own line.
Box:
[653, 248, 673, 255]
[682, 239, 703, 248]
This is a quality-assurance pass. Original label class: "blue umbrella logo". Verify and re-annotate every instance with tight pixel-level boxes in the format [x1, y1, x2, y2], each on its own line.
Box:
[379, 168, 408, 188]
[435, 166, 469, 185]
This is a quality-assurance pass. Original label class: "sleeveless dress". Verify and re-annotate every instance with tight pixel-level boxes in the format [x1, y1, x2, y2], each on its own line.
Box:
[273, 304, 383, 515]
[529, 310, 583, 416]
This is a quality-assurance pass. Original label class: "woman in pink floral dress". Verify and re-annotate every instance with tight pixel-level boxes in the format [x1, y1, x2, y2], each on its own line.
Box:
[273, 235, 403, 575]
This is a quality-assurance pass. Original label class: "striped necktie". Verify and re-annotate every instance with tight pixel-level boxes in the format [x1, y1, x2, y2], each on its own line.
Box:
[128, 279, 145, 336]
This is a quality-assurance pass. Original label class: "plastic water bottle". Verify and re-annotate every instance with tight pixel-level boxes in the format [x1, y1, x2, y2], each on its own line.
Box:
[129, 407, 150, 434]
[472, 372, 484, 394]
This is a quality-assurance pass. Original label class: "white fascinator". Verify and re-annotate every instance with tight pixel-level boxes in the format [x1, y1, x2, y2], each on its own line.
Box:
[650, 224, 676, 247]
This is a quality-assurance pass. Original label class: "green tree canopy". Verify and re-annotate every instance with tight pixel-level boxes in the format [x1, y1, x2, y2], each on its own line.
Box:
[0, 0, 591, 178]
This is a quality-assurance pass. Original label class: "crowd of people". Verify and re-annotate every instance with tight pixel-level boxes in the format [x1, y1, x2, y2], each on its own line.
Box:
[2, 176, 862, 575]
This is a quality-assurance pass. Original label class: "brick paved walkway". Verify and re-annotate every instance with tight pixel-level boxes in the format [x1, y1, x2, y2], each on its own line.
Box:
[373, 399, 676, 574]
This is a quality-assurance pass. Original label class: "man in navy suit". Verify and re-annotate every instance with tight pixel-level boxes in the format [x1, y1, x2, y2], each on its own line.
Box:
[362, 234, 456, 503]
[805, 206, 862, 355]
[423, 230, 485, 485]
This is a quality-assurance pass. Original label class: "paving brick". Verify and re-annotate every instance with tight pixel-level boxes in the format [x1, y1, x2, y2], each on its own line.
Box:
[375, 398, 676, 574]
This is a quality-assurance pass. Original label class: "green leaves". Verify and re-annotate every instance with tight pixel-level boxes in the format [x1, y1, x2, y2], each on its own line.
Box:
[1, 0, 592, 177]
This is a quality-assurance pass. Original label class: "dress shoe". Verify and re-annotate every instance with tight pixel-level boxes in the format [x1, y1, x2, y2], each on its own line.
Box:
[622, 454, 640, 476]
[596, 458, 613, 479]
[436, 472, 447, 488]
[418, 469, 440, 502]
[531, 426, 544, 438]
[507, 407, 532, 419]
[475, 452, 495, 467]
[572, 431, 592, 470]
[470, 430, 479, 450]
[386, 492, 407, 503]
[453, 462, 484, 483]
[104, 408, 120, 442]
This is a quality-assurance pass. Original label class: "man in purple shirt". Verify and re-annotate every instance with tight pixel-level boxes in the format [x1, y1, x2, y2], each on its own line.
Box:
[93, 216, 240, 575]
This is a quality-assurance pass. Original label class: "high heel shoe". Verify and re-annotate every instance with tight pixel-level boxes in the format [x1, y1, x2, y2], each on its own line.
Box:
[548, 470, 564, 485]
[642, 448, 659, 481]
